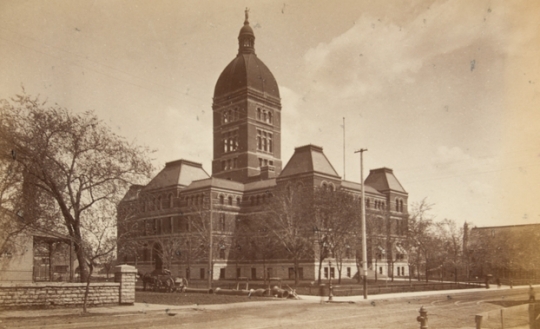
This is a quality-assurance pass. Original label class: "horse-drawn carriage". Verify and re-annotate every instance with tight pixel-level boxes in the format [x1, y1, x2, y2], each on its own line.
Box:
[138, 269, 188, 293]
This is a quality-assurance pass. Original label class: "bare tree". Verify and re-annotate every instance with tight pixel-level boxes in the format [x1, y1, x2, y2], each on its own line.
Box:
[256, 183, 314, 286]
[436, 218, 463, 282]
[406, 199, 437, 282]
[314, 188, 358, 284]
[0, 92, 153, 287]
[186, 200, 215, 288]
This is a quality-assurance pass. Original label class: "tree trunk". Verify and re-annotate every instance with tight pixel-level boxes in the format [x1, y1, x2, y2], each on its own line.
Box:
[74, 243, 89, 282]
[318, 257, 324, 285]
[294, 259, 299, 286]
[82, 263, 93, 313]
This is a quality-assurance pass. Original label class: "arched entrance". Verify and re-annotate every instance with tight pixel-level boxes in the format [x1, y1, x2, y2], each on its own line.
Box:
[152, 243, 163, 271]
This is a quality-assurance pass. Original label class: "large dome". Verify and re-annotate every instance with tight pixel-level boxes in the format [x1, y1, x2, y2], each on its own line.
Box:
[213, 10, 280, 100]
[214, 54, 280, 99]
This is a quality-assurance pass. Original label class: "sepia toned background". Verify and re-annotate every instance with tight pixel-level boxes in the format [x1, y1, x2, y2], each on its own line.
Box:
[1, 0, 538, 228]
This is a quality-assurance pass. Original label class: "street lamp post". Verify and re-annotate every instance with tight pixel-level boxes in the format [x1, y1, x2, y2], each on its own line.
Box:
[328, 260, 333, 302]
[355, 148, 368, 299]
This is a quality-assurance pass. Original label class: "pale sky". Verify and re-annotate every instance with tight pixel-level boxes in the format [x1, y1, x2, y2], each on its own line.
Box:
[1, 0, 539, 228]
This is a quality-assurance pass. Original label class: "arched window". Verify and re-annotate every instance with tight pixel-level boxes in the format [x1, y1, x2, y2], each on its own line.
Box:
[257, 108, 262, 120]
[268, 112, 272, 124]
[366, 198, 370, 208]
[236, 197, 241, 205]
[400, 200, 404, 212]
[395, 198, 399, 212]
[219, 195, 224, 205]
[228, 196, 233, 206]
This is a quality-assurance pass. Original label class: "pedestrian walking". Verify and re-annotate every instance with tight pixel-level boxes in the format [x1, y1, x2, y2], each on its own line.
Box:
[496, 277, 501, 288]
[529, 285, 536, 303]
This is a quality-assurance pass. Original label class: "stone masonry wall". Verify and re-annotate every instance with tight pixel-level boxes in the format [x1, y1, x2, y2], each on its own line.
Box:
[0, 264, 137, 309]
[0, 282, 120, 309]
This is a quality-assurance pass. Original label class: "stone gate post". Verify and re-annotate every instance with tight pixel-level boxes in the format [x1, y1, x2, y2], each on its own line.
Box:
[115, 264, 137, 305]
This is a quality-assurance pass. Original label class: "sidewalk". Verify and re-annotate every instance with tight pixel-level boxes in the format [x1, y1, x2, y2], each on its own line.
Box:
[0, 284, 534, 319]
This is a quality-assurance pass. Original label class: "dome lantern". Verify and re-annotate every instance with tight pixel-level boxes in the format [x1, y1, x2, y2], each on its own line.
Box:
[238, 8, 255, 54]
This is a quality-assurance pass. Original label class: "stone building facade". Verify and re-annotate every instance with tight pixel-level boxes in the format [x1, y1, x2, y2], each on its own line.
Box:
[117, 11, 409, 281]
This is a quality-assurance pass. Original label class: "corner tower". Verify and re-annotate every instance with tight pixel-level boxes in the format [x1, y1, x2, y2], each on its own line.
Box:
[212, 9, 282, 183]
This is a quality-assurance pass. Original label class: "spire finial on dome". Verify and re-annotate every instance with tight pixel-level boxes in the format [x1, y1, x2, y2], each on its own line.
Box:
[238, 8, 255, 54]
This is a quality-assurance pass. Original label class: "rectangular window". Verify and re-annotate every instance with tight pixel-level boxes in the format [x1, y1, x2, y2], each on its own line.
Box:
[220, 268, 225, 279]
[256, 129, 273, 153]
[330, 267, 335, 279]
[347, 267, 351, 278]
[162, 217, 172, 234]
[220, 214, 226, 231]
[155, 218, 162, 235]
[324, 267, 329, 279]
[173, 217, 181, 232]
[288, 267, 295, 279]
[200, 268, 205, 280]
[222, 130, 238, 153]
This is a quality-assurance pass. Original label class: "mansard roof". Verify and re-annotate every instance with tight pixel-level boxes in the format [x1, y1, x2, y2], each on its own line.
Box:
[143, 159, 210, 191]
[364, 167, 407, 194]
[120, 184, 144, 202]
[279, 144, 340, 179]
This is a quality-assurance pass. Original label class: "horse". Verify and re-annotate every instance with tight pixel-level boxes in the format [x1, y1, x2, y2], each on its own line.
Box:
[137, 270, 156, 291]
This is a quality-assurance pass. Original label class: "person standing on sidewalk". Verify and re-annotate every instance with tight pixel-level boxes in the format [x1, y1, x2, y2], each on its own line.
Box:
[529, 285, 536, 303]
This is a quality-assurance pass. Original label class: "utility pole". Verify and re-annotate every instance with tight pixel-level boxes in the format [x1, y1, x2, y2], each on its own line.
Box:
[208, 196, 213, 289]
[343, 117, 346, 180]
[355, 148, 368, 299]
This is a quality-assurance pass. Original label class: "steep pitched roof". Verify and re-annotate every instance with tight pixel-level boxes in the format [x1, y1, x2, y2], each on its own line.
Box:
[364, 167, 406, 193]
[279, 144, 340, 179]
[143, 159, 210, 191]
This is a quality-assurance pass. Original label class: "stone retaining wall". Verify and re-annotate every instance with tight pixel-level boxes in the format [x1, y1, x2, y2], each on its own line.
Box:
[0, 264, 136, 309]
